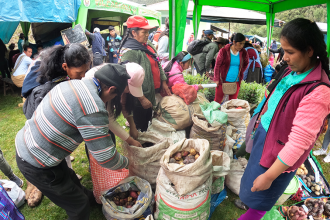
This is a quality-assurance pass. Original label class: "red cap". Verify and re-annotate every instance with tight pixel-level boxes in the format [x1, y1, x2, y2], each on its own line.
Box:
[126, 15, 155, 29]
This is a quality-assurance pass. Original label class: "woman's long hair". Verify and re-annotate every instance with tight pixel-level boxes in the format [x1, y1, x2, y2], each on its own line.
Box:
[280, 18, 329, 78]
[37, 43, 91, 84]
[159, 17, 169, 40]
[163, 51, 189, 72]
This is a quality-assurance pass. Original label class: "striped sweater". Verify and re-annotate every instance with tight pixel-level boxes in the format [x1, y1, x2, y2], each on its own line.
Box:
[15, 78, 128, 169]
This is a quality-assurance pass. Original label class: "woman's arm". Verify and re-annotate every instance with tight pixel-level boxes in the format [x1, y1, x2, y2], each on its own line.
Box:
[213, 49, 224, 84]
[252, 85, 330, 192]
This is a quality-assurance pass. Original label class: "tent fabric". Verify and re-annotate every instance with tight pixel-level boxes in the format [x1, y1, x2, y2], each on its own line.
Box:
[187, 7, 282, 26]
[0, 0, 81, 23]
[75, 0, 161, 31]
[0, 22, 19, 44]
[171, 0, 329, 58]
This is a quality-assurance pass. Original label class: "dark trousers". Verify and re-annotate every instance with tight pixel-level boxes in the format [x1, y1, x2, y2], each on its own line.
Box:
[0, 58, 10, 78]
[93, 53, 103, 67]
[16, 154, 94, 220]
[133, 106, 152, 132]
[108, 51, 119, 64]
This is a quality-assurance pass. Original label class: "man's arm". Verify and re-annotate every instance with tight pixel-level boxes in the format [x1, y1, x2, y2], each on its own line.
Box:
[85, 30, 95, 40]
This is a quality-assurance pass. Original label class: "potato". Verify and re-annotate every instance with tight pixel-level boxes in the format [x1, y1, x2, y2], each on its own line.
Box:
[315, 185, 320, 191]
[182, 151, 189, 157]
[195, 154, 200, 160]
[315, 191, 320, 196]
[169, 158, 176, 163]
[174, 152, 182, 161]
[190, 149, 197, 156]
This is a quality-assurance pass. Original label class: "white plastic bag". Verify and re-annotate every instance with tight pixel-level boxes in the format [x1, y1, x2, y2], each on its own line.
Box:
[101, 176, 154, 220]
[155, 168, 211, 220]
[0, 180, 25, 207]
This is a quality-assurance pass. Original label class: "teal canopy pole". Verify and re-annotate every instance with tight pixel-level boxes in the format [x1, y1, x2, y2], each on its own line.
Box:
[266, 6, 275, 57]
[193, 1, 202, 40]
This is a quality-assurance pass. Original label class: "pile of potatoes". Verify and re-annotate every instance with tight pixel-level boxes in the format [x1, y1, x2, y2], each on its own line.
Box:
[287, 206, 307, 220]
[111, 191, 140, 208]
[296, 164, 308, 175]
[324, 200, 330, 216]
[305, 198, 324, 219]
[169, 149, 200, 165]
[227, 106, 245, 110]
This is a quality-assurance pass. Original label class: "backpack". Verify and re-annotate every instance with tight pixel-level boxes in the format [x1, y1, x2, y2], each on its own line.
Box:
[148, 31, 156, 42]
[187, 40, 209, 56]
[243, 47, 263, 80]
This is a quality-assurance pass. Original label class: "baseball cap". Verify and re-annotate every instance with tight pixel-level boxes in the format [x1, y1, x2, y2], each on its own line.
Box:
[204, 30, 214, 35]
[126, 15, 155, 29]
[94, 27, 100, 33]
[214, 37, 226, 44]
[125, 62, 145, 97]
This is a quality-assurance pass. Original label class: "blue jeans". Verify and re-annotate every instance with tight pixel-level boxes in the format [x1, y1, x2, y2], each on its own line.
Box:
[322, 118, 330, 150]
[109, 51, 118, 64]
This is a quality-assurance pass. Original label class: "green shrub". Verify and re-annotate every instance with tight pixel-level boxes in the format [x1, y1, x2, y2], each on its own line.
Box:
[237, 81, 266, 104]
[183, 74, 215, 102]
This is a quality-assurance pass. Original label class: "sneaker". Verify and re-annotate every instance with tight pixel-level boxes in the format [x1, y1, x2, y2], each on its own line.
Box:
[324, 154, 330, 163]
[8, 174, 23, 188]
[70, 156, 75, 161]
[313, 148, 327, 156]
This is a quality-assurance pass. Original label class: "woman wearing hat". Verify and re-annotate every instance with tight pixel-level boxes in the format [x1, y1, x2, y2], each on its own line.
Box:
[119, 15, 171, 132]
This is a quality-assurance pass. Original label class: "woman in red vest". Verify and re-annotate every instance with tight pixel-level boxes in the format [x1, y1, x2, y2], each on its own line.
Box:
[238, 18, 330, 220]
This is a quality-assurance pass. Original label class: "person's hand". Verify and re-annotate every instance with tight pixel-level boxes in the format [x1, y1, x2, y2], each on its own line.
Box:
[113, 54, 117, 58]
[117, 50, 119, 53]
[161, 81, 171, 96]
[138, 96, 153, 109]
[251, 173, 273, 192]
[126, 137, 142, 147]
[129, 127, 138, 140]
[214, 81, 219, 86]
[198, 84, 203, 90]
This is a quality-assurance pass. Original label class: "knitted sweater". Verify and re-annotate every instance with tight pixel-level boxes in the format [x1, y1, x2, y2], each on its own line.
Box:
[15, 78, 128, 169]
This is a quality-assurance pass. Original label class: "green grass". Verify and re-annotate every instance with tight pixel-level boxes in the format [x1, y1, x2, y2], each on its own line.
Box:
[1, 92, 329, 220]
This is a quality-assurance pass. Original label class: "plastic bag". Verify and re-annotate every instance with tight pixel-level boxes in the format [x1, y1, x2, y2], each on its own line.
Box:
[200, 101, 228, 126]
[209, 188, 227, 220]
[261, 206, 284, 220]
[160, 138, 212, 196]
[155, 168, 211, 220]
[0, 184, 25, 219]
[90, 153, 129, 204]
[0, 180, 25, 208]
[172, 83, 197, 105]
[190, 114, 227, 151]
[101, 176, 154, 220]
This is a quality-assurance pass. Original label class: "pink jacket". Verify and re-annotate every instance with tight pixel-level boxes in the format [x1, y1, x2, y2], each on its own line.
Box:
[162, 61, 199, 91]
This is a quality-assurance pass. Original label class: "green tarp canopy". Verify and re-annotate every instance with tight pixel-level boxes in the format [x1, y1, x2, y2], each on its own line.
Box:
[169, 0, 330, 58]
[74, 0, 161, 33]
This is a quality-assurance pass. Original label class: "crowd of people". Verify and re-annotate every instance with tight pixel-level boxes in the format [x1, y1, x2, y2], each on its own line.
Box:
[0, 15, 329, 220]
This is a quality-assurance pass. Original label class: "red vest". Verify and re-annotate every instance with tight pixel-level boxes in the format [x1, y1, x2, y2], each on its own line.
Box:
[258, 62, 330, 171]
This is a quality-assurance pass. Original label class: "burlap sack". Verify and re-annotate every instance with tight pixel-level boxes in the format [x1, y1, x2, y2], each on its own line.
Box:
[156, 93, 209, 130]
[147, 118, 185, 144]
[123, 131, 171, 188]
[221, 99, 250, 138]
[225, 157, 248, 195]
[190, 114, 227, 151]
[211, 150, 231, 194]
[160, 138, 212, 195]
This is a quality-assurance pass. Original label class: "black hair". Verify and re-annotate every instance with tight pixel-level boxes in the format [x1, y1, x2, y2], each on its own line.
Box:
[244, 41, 253, 48]
[280, 18, 329, 77]
[37, 44, 43, 49]
[110, 95, 122, 119]
[275, 64, 281, 72]
[233, 33, 245, 42]
[273, 40, 276, 44]
[119, 27, 142, 52]
[37, 43, 91, 84]
[163, 51, 189, 72]
[23, 45, 32, 51]
[9, 43, 15, 50]
[19, 33, 24, 39]
[124, 93, 135, 116]
[0, 39, 7, 54]
[159, 17, 170, 41]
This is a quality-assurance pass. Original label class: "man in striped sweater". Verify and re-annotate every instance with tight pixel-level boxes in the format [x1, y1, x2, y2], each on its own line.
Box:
[15, 64, 130, 220]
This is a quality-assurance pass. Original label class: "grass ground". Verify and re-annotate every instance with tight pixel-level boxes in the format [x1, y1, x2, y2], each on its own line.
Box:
[0, 92, 329, 220]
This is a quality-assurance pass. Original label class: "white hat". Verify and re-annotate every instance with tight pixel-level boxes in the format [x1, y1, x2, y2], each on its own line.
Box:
[125, 63, 145, 97]
[93, 27, 100, 33]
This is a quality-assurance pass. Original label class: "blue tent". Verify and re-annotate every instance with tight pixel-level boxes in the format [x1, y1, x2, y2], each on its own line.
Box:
[0, 0, 81, 43]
